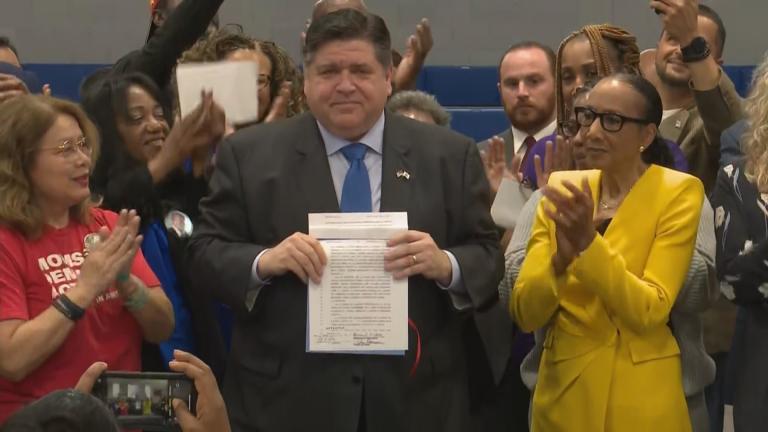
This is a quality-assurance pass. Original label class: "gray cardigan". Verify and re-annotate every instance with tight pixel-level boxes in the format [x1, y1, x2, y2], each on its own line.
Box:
[499, 189, 718, 432]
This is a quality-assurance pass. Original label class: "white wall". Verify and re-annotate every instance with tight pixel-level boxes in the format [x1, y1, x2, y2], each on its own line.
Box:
[1, 0, 765, 65]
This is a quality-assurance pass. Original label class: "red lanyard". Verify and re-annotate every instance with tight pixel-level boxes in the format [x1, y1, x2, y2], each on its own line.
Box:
[408, 318, 422, 377]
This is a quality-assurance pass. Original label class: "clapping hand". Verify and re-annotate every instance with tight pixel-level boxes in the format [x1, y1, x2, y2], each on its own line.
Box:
[0, 73, 28, 103]
[541, 178, 596, 275]
[263, 81, 292, 123]
[533, 135, 574, 188]
[71, 210, 143, 308]
[164, 90, 225, 158]
[481, 136, 522, 197]
[393, 18, 433, 91]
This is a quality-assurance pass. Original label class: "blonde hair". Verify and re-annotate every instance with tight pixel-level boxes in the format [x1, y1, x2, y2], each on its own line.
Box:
[554, 24, 640, 125]
[744, 52, 768, 191]
[0, 95, 100, 238]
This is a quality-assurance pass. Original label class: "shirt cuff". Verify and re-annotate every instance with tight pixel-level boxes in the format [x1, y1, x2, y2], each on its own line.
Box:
[437, 251, 462, 290]
[246, 249, 272, 311]
[437, 251, 471, 310]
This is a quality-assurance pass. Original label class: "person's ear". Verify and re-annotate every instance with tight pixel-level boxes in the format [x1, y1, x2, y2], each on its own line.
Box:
[642, 124, 658, 151]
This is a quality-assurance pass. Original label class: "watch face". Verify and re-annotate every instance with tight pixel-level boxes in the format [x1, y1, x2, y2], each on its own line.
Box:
[682, 37, 709, 61]
[691, 37, 707, 50]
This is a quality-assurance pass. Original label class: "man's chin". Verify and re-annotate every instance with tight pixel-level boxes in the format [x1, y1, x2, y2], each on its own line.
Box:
[511, 113, 546, 132]
[659, 67, 691, 87]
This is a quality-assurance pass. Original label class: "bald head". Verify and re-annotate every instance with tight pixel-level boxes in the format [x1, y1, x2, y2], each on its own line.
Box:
[312, 0, 368, 21]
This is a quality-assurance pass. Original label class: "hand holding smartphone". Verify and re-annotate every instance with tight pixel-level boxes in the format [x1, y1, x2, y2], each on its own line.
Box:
[92, 372, 197, 432]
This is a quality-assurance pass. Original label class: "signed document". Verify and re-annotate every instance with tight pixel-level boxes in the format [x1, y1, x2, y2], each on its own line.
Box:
[307, 213, 408, 354]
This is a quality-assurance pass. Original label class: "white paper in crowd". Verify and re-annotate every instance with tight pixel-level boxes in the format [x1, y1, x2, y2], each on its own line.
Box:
[176, 61, 259, 125]
[490, 178, 533, 230]
[307, 212, 409, 355]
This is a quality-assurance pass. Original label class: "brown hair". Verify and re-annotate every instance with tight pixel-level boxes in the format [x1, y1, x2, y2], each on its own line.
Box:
[498, 41, 556, 80]
[179, 25, 257, 63]
[180, 26, 306, 118]
[255, 39, 306, 117]
[303, 9, 391, 68]
[0, 95, 100, 238]
[554, 24, 640, 126]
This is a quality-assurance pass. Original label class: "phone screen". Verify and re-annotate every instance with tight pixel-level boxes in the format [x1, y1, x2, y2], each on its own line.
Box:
[94, 372, 195, 431]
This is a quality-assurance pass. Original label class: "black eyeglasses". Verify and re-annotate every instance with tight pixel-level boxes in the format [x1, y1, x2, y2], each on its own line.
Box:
[574, 107, 652, 133]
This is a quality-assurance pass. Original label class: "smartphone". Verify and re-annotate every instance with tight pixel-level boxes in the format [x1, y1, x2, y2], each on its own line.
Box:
[92, 372, 197, 432]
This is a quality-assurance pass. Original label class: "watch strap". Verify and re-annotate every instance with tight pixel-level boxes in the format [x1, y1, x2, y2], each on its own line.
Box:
[53, 294, 86, 321]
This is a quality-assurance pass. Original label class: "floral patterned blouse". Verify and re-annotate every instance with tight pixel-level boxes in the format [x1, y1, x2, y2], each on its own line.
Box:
[711, 160, 768, 304]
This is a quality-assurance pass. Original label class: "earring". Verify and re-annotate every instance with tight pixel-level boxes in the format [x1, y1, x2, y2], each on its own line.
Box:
[639, 146, 645, 152]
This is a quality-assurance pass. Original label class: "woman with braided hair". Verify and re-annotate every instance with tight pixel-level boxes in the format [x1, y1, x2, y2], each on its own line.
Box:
[520, 24, 688, 188]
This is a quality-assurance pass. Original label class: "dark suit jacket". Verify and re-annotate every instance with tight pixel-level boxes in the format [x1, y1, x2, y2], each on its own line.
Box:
[477, 128, 516, 167]
[188, 111, 503, 432]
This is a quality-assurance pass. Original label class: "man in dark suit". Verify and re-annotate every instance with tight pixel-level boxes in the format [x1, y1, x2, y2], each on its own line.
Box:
[187, 9, 502, 432]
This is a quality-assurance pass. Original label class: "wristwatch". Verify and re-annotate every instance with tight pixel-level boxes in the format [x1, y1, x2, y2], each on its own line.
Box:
[681, 36, 711, 63]
[53, 294, 86, 321]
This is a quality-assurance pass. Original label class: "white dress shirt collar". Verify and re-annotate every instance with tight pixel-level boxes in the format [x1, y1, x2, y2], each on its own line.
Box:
[317, 112, 386, 156]
[510, 119, 557, 154]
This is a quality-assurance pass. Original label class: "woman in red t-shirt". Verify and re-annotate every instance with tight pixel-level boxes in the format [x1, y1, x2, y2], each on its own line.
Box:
[0, 95, 175, 424]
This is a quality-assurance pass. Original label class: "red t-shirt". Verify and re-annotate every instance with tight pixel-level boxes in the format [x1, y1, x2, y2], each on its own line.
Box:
[0, 208, 160, 424]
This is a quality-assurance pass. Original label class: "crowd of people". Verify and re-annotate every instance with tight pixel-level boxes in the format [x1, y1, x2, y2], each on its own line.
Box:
[0, 0, 765, 430]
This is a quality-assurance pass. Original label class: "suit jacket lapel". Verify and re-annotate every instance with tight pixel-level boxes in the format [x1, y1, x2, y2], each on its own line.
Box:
[598, 165, 658, 247]
[293, 113, 340, 214]
[380, 112, 412, 213]
[502, 128, 516, 166]
[659, 109, 691, 144]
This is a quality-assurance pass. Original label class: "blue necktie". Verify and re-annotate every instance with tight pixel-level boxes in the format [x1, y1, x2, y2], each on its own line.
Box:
[339, 143, 372, 212]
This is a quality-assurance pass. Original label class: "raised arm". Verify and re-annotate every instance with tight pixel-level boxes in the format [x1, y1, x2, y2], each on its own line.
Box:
[112, 0, 224, 88]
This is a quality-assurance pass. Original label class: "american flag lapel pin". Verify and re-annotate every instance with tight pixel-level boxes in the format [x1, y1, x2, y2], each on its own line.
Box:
[396, 169, 410, 180]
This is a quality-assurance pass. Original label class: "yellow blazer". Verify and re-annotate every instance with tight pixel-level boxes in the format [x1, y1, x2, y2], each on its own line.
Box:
[511, 165, 704, 432]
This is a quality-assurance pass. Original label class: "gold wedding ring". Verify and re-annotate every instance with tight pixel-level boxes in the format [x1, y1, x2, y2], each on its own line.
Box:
[411, 255, 418, 265]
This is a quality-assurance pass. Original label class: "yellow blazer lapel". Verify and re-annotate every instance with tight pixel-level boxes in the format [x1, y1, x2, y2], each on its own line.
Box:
[598, 165, 662, 276]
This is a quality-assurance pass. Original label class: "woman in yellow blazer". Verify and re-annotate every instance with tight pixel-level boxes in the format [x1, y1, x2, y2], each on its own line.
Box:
[511, 73, 704, 432]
